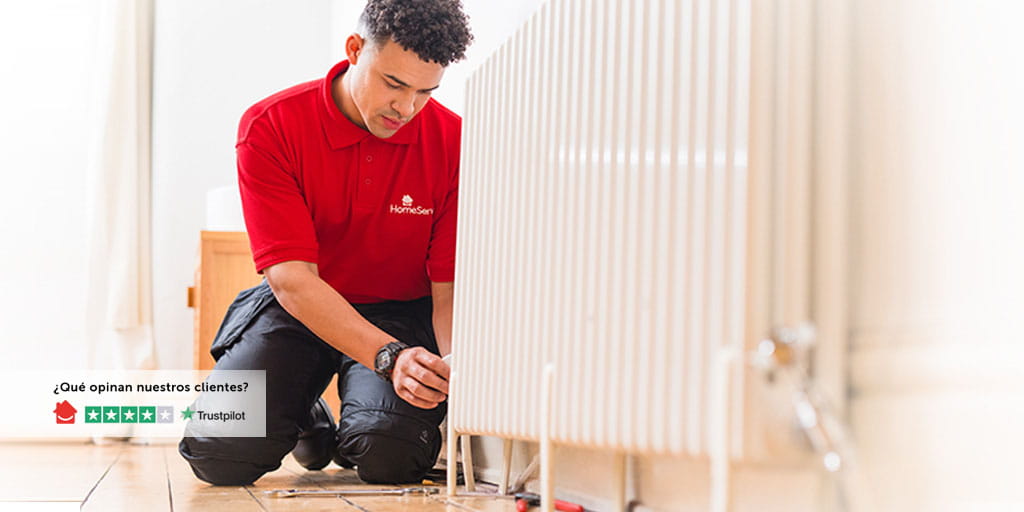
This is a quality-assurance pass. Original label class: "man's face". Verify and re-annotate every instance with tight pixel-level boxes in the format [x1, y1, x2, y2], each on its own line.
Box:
[345, 38, 445, 138]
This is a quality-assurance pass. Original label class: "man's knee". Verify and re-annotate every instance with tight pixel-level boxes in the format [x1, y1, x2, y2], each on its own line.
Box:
[178, 436, 286, 486]
[340, 431, 439, 484]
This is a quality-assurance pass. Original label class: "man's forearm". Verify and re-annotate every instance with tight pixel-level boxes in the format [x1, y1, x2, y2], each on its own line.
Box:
[431, 281, 454, 357]
[266, 261, 395, 369]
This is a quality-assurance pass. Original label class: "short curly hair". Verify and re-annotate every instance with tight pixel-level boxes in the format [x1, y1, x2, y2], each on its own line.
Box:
[358, 0, 473, 66]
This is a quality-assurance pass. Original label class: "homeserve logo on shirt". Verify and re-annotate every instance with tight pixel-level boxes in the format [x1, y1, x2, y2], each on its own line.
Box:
[389, 194, 434, 215]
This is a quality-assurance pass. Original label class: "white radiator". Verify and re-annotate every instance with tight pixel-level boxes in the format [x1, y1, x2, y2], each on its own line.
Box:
[452, 0, 751, 458]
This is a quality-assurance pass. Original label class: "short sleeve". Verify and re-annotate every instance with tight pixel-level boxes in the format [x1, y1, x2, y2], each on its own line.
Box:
[237, 114, 319, 273]
[425, 128, 460, 282]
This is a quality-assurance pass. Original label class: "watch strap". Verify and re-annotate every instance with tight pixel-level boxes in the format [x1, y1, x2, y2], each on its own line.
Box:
[374, 341, 409, 381]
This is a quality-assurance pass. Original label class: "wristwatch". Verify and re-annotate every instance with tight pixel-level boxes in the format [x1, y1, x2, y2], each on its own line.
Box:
[374, 341, 410, 381]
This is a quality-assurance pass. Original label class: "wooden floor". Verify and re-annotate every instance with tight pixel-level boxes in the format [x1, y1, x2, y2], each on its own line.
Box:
[0, 441, 516, 511]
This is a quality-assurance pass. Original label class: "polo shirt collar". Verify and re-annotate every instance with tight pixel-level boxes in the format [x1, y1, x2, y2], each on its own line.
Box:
[320, 60, 420, 149]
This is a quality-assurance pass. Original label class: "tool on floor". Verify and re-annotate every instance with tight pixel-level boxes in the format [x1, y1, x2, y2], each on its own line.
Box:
[459, 492, 517, 498]
[265, 487, 440, 498]
[514, 492, 585, 512]
[509, 453, 540, 494]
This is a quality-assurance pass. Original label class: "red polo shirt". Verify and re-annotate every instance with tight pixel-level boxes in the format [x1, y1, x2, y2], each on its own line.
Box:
[236, 60, 460, 304]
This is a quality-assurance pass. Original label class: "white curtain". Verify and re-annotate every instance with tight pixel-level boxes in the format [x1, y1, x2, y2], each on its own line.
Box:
[84, 0, 156, 370]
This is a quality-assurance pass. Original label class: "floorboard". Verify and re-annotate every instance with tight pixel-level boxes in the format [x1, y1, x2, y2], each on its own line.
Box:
[81, 444, 171, 511]
[163, 444, 264, 511]
[0, 442, 517, 512]
[0, 441, 123, 503]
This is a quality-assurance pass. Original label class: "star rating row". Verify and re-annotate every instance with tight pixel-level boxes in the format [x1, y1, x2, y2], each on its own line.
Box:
[83, 405, 180, 424]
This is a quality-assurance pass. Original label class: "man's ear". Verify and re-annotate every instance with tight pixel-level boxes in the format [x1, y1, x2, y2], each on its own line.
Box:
[345, 33, 365, 65]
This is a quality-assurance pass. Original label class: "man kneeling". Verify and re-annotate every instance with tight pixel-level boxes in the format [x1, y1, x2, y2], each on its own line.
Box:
[179, 0, 472, 485]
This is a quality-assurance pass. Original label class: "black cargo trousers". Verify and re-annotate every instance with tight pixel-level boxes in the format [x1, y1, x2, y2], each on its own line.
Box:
[178, 280, 447, 485]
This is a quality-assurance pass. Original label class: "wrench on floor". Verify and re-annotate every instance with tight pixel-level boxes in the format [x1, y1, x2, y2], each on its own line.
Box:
[265, 487, 440, 498]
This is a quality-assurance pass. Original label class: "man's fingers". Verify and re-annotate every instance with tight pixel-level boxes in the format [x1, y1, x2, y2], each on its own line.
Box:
[403, 377, 447, 403]
[390, 346, 451, 409]
[413, 365, 449, 395]
[397, 377, 442, 409]
[397, 388, 436, 409]
[400, 347, 450, 392]
[414, 350, 451, 381]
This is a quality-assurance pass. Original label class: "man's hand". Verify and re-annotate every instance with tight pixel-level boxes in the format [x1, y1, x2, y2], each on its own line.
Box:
[391, 346, 450, 409]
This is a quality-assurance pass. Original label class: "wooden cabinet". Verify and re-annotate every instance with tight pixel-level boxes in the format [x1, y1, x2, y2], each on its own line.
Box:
[188, 231, 262, 370]
[188, 230, 341, 416]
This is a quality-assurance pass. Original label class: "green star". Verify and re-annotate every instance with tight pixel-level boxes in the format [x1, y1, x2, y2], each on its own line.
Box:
[181, 407, 194, 420]
[121, 406, 138, 423]
[103, 406, 120, 423]
[139, 406, 156, 423]
[85, 406, 102, 423]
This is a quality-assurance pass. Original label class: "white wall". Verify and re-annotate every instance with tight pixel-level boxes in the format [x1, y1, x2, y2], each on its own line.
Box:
[151, 0, 333, 369]
[848, 1, 1024, 510]
[0, 2, 100, 370]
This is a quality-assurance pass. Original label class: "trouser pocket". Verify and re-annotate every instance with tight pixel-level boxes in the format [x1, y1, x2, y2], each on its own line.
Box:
[209, 280, 275, 361]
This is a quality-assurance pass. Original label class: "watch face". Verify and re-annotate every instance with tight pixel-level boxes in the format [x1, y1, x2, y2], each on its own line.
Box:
[377, 350, 392, 370]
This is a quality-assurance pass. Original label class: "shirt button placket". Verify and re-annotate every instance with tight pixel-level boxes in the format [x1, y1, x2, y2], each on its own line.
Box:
[364, 154, 372, 185]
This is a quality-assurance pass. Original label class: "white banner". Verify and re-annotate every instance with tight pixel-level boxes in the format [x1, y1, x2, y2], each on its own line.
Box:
[2, 370, 266, 438]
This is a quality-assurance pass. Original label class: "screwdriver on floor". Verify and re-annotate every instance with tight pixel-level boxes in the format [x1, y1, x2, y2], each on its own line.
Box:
[514, 492, 584, 512]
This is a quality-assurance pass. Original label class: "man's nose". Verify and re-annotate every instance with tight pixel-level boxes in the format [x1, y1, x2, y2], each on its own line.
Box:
[392, 94, 415, 119]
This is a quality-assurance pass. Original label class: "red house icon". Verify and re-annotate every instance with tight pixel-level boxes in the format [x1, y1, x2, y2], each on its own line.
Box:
[53, 400, 77, 424]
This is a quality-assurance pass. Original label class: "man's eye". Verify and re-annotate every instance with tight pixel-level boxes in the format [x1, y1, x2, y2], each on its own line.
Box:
[385, 82, 400, 89]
